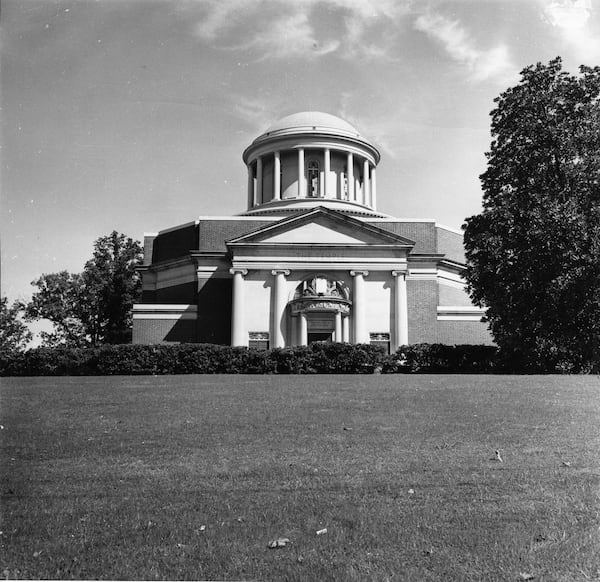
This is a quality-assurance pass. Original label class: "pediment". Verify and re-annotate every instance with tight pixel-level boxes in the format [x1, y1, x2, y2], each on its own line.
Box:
[227, 207, 414, 247]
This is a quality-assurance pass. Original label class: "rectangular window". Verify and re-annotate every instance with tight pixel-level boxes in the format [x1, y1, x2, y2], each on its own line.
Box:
[249, 331, 269, 350]
[370, 332, 390, 354]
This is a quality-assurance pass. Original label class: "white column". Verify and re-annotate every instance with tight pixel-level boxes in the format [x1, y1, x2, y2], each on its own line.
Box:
[271, 269, 290, 348]
[324, 148, 331, 198]
[247, 165, 254, 209]
[256, 157, 263, 204]
[335, 311, 342, 342]
[342, 315, 350, 342]
[298, 148, 305, 198]
[230, 268, 248, 347]
[347, 152, 354, 202]
[273, 151, 281, 201]
[350, 270, 368, 343]
[392, 270, 408, 350]
[299, 312, 308, 346]
[363, 159, 370, 206]
[371, 166, 377, 210]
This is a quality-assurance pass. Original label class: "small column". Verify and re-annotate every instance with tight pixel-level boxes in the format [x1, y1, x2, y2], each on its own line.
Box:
[273, 151, 281, 201]
[324, 148, 331, 198]
[247, 164, 254, 209]
[350, 270, 368, 343]
[342, 315, 350, 342]
[230, 268, 248, 347]
[363, 159, 370, 206]
[347, 152, 354, 202]
[256, 157, 263, 204]
[299, 312, 308, 346]
[371, 167, 377, 210]
[334, 311, 342, 342]
[271, 269, 290, 348]
[298, 148, 305, 197]
[392, 270, 409, 350]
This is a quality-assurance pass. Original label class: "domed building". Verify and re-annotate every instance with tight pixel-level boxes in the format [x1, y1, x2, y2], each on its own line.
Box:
[132, 112, 491, 350]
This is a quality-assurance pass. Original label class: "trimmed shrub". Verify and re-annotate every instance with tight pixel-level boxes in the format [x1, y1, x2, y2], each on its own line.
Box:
[382, 343, 498, 374]
[1, 342, 497, 376]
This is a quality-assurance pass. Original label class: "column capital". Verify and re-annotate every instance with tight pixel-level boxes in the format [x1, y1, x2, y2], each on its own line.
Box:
[391, 269, 407, 278]
[350, 270, 369, 277]
[271, 269, 290, 277]
[230, 268, 248, 276]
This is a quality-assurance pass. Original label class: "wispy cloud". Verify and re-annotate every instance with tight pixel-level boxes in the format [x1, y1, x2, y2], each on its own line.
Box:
[230, 95, 277, 133]
[414, 11, 515, 83]
[540, 0, 600, 62]
[189, 0, 411, 61]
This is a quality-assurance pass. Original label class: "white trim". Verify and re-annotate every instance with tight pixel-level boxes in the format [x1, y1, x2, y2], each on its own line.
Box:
[133, 313, 198, 320]
[365, 217, 436, 224]
[197, 215, 280, 221]
[437, 315, 485, 322]
[437, 306, 484, 312]
[436, 306, 486, 322]
[437, 271, 466, 288]
[132, 304, 198, 320]
[231, 259, 408, 271]
[196, 266, 219, 279]
[407, 268, 437, 280]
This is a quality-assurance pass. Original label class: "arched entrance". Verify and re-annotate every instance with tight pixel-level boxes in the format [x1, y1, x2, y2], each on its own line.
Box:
[289, 276, 351, 344]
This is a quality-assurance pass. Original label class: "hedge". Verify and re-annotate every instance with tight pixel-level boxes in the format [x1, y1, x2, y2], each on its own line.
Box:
[0, 342, 388, 376]
[0, 342, 503, 376]
[382, 343, 499, 373]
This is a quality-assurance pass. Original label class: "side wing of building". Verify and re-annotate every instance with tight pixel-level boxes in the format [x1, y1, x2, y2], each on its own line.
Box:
[132, 212, 493, 348]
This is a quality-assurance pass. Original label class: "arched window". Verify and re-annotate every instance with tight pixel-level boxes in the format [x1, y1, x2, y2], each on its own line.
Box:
[307, 160, 320, 197]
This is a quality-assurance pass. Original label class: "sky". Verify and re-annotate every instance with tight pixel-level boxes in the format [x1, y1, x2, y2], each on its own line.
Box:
[3, 0, 600, 307]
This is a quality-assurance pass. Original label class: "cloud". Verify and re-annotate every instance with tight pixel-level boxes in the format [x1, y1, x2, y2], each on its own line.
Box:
[189, 0, 411, 61]
[230, 95, 277, 132]
[414, 11, 515, 82]
[540, 0, 600, 62]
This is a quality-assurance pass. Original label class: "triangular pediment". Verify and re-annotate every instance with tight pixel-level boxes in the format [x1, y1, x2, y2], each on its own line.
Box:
[227, 207, 414, 247]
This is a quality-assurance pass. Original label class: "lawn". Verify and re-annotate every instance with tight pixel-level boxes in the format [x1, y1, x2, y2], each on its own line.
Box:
[1, 375, 599, 581]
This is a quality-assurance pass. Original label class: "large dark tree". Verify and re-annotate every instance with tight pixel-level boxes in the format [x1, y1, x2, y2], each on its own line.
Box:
[25, 232, 143, 346]
[464, 58, 600, 372]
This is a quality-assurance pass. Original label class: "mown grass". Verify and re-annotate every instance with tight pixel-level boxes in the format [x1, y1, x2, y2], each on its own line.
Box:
[1, 375, 599, 581]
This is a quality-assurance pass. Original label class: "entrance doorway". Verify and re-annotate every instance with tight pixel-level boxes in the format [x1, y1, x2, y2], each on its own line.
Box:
[308, 331, 333, 344]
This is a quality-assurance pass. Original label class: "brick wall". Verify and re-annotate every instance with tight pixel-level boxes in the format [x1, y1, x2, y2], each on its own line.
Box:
[436, 321, 494, 345]
[438, 282, 473, 306]
[132, 318, 197, 344]
[407, 279, 438, 343]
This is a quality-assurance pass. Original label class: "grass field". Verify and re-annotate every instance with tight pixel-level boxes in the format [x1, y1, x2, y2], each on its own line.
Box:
[1, 375, 599, 581]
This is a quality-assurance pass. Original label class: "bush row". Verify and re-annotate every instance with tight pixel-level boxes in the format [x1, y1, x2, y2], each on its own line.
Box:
[0, 342, 500, 376]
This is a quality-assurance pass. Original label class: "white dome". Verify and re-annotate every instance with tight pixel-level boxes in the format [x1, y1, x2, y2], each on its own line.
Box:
[263, 111, 362, 137]
[242, 112, 381, 216]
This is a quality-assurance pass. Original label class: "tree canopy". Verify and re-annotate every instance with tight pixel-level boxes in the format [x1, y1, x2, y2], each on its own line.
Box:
[464, 57, 600, 372]
[0, 297, 32, 354]
[25, 231, 143, 347]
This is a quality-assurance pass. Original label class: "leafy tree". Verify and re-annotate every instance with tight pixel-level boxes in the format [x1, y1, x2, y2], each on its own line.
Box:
[464, 58, 600, 372]
[25, 232, 143, 346]
[0, 297, 32, 354]
[25, 272, 89, 347]
[83, 231, 143, 344]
